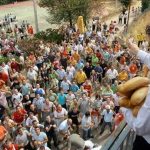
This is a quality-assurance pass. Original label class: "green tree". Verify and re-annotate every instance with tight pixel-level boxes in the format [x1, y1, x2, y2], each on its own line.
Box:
[39, 0, 91, 27]
[142, 0, 150, 12]
[119, 0, 132, 32]
[119, 0, 132, 8]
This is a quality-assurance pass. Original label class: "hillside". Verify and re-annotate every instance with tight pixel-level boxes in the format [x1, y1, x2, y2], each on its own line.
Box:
[128, 9, 150, 41]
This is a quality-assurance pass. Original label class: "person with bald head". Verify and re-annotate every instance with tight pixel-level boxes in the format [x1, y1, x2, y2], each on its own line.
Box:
[99, 105, 114, 135]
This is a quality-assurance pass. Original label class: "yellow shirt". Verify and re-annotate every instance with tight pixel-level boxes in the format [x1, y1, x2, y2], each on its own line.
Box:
[118, 71, 128, 81]
[86, 47, 93, 54]
[72, 53, 80, 62]
[137, 34, 144, 41]
[75, 71, 87, 84]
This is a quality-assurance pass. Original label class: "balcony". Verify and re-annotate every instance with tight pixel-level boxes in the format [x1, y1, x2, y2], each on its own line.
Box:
[101, 120, 136, 150]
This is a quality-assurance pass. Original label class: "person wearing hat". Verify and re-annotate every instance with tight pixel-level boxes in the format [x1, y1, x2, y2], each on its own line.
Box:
[99, 105, 114, 135]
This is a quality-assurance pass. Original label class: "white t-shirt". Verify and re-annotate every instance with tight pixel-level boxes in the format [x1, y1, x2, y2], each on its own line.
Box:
[65, 72, 74, 82]
[26, 116, 39, 127]
[54, 108, 68, 118]
[66, 66, 75, 75]
[59, 119, 69, 133]
[27, 70, 37, 80]
[106, 69, 118, 79]
[66, 93, 75, 101]
[12, 93, 23, 107]
[102, 109, 114, 122]
[2, 65, 9, 74]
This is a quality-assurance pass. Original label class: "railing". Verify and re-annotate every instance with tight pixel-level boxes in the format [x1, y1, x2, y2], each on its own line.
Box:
[101, 120, 136, 150]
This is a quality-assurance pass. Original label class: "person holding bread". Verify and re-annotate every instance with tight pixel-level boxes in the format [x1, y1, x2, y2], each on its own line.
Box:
[121, 40, 150, 150]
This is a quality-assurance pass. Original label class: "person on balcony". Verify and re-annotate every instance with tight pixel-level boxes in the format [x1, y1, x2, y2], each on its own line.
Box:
[122, 40, 150, 150]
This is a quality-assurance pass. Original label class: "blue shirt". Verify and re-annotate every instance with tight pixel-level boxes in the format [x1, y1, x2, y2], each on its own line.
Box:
[21, 84, 30, 96]
[76, 62, 84, 70]
[33, 97, 45, 110]
[70, 85, 79, 92]
[32, 132, 47, 147]
[35, 88, 45, 95]
[58, 93, 66, 105]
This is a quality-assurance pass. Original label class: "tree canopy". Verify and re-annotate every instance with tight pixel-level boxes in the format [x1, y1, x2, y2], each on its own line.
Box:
[142, 0, 150, 12]
[39, 0, 91, 27]
[119, 0, 132, 8]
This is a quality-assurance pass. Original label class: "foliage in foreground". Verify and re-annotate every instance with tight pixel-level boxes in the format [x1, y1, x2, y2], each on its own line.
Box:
[18, 28, 64, 55]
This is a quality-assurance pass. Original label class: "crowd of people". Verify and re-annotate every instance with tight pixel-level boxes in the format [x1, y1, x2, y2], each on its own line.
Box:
[0, 14, 33, 43]
[0, 6, 149, 150]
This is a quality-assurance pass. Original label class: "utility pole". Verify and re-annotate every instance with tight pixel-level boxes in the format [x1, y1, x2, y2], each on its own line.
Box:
[126, 3, 131, 33]
[32, 0, 39, 33]
[116, 0, 118, 8]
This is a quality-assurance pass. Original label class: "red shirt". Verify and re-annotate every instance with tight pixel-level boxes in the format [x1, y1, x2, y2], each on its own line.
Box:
[91, 110, 99, 117]
[12, 109, 27, 124]
[4, 144, 19, 150]
[96, 52, 103, 60]
[129, 64, 138, 74]
[11, 62, 19, 72]
[0, 125, 7, 141]
[0, 72, 8, 82]
[83, 84, 92, 92]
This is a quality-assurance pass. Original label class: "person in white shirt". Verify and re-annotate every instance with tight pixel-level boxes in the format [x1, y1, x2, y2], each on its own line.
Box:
[33, 94, 45, 121]
[59, 119, 72, 136]
[54, 105, 68, 126]
[106, 65, 118, 84]
[81, 111, 94, 140]
[27, 67, 38, 86]
[66, 64, 76, 75]
[12, 89, 23, 108]
[30, 120, 44, 138]
[1, 62, 10, 75]
[26, 112, 39, 129]
[121, 40, 150, 149]
[65, 69, 74, 82]
[58, 118, 72, 143]
[56, 66, 66, 81]
[100, 105, 114, 135]
[15, 127, 31, 149]
[60, 77, 71, 93]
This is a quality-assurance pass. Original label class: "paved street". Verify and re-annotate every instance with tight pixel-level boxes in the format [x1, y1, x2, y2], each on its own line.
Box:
[0, 1, 55, 31]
